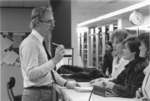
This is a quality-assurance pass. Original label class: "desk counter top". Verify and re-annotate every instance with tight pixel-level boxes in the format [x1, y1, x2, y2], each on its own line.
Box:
[54, 84, 136, 101]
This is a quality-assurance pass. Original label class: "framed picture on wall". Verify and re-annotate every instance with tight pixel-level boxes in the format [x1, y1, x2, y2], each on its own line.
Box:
[1, 32, 30, 65]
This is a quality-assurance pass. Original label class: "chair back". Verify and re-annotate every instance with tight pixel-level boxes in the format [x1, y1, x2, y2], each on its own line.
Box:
[7, 77, 16, 101]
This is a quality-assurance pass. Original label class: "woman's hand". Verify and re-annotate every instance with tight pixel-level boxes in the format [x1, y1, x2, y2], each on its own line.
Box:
[90, 78, 101, 84]
[90, 78, 109, 84]
[105, 81, 115, 89]
[136, 97, 150, 101]
[141, 98, 150, 101]
[136, 88, 143, 99]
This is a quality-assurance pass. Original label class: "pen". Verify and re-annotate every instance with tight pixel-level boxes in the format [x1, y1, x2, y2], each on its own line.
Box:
[52, 42, 60, 46]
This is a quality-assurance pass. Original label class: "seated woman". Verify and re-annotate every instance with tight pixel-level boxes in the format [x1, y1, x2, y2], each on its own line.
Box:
[91, 29, 129, 83]
[92, 37, 148, 98]
[111, 29, 130, 79]
[136, 32, 150, 101]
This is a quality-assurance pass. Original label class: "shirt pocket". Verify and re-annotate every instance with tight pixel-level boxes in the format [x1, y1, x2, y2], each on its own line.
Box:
[38, 48, 48, 65]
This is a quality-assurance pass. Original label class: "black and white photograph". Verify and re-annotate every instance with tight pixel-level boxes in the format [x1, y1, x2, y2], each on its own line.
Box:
[0, 0, 150, 101]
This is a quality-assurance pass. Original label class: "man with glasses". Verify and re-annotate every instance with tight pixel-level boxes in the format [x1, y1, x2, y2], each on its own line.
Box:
[20, 6, 77, 101]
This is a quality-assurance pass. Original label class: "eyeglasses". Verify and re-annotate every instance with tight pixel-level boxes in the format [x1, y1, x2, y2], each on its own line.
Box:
[40, 19, 55, 28]
[40, 19, 54, 24]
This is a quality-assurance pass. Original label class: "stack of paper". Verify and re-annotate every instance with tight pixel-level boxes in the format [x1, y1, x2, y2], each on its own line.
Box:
[78, 82, 91, 87]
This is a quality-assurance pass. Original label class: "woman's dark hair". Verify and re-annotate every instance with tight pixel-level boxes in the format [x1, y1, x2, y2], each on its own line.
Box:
[138, 32, 150, 61]
[123, 37, 140, 58]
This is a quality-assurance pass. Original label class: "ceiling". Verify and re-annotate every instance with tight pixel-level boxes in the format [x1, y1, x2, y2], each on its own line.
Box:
[0, 0, 50, 7]
[72, 0, 147, 26]
[86, 5, 150, 27]
[0, 0, 147, 27]
[0, 0, 144, 7]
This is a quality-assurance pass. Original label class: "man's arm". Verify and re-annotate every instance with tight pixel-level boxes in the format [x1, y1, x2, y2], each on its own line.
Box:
[20, 44, 55, 82]
[52, 70, 78, 89]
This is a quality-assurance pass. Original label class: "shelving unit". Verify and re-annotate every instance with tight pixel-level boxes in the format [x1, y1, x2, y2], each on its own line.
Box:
[78, 24, 117, 69]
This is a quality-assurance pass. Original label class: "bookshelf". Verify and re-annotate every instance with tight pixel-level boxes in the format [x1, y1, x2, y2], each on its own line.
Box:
[78, 24, 117, 69]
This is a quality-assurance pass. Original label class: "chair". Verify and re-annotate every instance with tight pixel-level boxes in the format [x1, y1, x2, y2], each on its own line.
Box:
[7, 77, 22, 101]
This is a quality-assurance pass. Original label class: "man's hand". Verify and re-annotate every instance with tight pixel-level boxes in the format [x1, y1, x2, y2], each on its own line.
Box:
[52, 45, 65, 64]
[66, 80, 78, 89]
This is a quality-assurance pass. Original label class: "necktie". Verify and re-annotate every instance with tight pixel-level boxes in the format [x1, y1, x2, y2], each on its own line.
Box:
[42, 41, 57, 83]
[43, 41, 51, 60]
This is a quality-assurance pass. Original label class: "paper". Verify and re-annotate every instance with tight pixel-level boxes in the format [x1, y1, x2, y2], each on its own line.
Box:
[78, 82, 92, 87]
[92, 94, 136, 101]
[56, 57, 72, 70]
[74, 86, 93, 92]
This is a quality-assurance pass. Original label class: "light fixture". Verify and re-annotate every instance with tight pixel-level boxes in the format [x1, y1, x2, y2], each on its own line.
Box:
[129, 10, 144, 25]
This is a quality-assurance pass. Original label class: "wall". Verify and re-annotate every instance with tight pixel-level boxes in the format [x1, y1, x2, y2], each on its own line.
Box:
[1, 64, 23, 101]
[51, 0, 71, 48]
[142, 14, 150, 26]
[0, 7, 31, 101]
[0, 7, 31, 32]
[121, 13, 150, 28]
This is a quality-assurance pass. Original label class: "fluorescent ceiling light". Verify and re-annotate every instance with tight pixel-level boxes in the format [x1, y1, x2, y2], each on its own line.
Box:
[78, 0, 150, 27]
